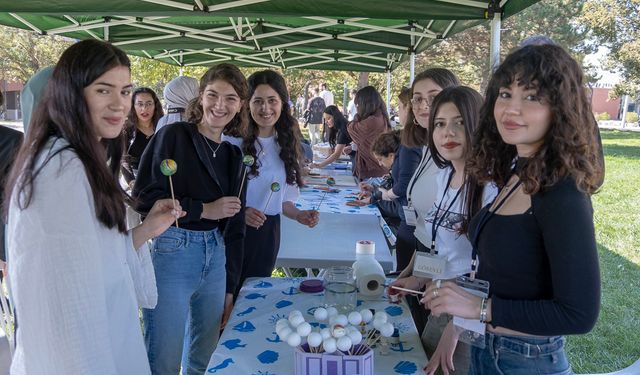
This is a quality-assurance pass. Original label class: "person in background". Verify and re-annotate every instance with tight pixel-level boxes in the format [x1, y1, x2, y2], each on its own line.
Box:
[422, 44, 602, 375]
[311, 105, 354, 169]
[4, 39, 182, 374]
[347, 89, 358, 121]
[156, 76, 199, 131]
[134, 63, 248, 375]
[305, 87, 326, 145]
[121, 87, 164, 185]
[320, 82, 334, 107]
[20, 66, 54, 134]
[347, 86, 392, 180]
[394, 68, 460, 335]
[0, 91, 23, 275]
[397, 86, 411, 127]
[224, 70, 319, 295]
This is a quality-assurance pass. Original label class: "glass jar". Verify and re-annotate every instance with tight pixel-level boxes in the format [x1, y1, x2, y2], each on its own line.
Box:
[323, 266, 357, 313]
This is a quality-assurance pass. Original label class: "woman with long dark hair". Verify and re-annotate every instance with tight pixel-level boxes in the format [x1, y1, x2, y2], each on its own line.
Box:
[347, 86, 392, 180]
[133, 63, 248, 375]
[311, 105, 354, 169]
[224, 70, 319, 294]
[4, 39, 182, 374]
[122, 87, 164, 184]
[423, 44, 602, 375]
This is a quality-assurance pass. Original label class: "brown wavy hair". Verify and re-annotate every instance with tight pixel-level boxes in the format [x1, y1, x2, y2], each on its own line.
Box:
[186, 63, 249, 137]
[467, 44, 603, 194]
[4, 40, 131, 232]
[371, 130, 401, 157]
[427, 86, 484, 234]
[245, 70, 303, 186]
[402, 68, 460, 147]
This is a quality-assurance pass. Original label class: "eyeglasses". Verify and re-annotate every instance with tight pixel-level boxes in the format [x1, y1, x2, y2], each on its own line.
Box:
[410, 96, 435, 108]
[135, 102, 154, 109]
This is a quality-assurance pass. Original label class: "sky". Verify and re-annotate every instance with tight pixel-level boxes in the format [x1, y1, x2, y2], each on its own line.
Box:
[585, 46, 622, 85]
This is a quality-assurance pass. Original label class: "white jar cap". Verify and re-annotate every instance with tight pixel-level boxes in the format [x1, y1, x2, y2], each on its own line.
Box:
[356, 240, 375, 255]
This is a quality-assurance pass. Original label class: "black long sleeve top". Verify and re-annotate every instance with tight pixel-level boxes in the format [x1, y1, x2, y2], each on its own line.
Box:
[133, 122, 247, 294]
[391, 145, 422, 207]
[470, 177, 600, 336]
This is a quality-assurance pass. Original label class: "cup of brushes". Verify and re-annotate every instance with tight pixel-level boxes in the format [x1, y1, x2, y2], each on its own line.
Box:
[278, 307, 394, 375]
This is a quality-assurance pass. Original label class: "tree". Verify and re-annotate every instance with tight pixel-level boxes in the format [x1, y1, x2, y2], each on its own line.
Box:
[580, 0, 640, 97]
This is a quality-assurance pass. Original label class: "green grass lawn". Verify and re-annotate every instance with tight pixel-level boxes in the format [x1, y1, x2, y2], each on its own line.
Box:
[565, 130, 640, 373]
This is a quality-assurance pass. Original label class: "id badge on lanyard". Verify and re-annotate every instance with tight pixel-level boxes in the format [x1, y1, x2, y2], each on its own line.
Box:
[452, 276, 490, 348]
[402, 205, 418, 226]
[412, 251, 447, 279]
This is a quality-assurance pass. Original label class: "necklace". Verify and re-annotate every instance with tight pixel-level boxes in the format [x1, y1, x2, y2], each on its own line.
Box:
[202, 134, 223, 158]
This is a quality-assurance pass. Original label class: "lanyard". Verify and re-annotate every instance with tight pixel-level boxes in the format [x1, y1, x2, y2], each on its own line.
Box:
[407, 149, 433, 207]
[430, 169, 463, 255]
[469, 177, 522, 279]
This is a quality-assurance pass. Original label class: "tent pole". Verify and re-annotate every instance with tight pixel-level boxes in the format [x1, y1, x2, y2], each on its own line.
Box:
[489, 11, 501, 72]
[409, 26, 416, 84]
[343, 80, 348, 115]
[386, 70, 391, 117]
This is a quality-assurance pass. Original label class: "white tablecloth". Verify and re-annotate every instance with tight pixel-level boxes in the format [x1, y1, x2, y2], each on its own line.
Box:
[207, 277, 427, 374]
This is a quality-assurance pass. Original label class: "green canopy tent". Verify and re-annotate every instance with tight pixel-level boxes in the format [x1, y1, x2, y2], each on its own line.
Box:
[0, 0, 538, 73]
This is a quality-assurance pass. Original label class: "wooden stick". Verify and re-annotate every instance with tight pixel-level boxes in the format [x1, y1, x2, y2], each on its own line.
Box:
[315, 191, 328, 211]
[390, 285, 424, 296]
[237, 169, 248, 198]
[263, 191, 274, 212]
[168, 176, 179, 228]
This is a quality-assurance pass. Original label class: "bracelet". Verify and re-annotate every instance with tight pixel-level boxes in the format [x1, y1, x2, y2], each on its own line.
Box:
[479, 297, 488, 323]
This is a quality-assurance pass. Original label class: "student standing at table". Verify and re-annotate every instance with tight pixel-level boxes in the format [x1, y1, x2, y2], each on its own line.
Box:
[347, 86, 392, 180]
[134, 63, 248, 375]
[121, 87, 163, 185]
[4, 39, 183, 374]
[224, 70, 319, 294]
[310, 105, 354, 169]
[423, 45, 602, 375]
[392, 69, 460, 334]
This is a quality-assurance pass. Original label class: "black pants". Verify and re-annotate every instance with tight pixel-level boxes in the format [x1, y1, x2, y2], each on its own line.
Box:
[236, 214, 281, 295]
[395, 222, 416, 272]
[405, 239, 430, 336]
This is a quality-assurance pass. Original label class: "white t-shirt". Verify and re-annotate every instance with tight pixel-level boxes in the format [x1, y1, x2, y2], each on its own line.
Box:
[347, 99, 357, 121]
[407, 146, 440, 246]
[223, 135, 299, 215]
[423, 166, 498, 280]
[320, 89, 334, 106]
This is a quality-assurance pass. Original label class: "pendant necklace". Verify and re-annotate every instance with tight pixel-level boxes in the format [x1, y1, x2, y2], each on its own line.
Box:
[202, 134, 223, 158]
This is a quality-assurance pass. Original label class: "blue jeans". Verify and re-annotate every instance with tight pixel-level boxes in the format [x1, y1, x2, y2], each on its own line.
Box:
[470, 332, 573, 375]
[143, 226, 226, 375]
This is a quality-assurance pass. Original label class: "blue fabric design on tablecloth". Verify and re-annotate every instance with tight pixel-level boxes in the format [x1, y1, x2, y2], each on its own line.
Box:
[245, 293, 267, 300]
[385, 305, 403, 316]
[237, 306, 256, 316]
[275, 300, 293, 308]
[221, 339, 246, 350]
[394, 361, 418, 374]
[254, 281, 273, 288]
[257, 350, 279, 364]
[233, 321, 256, 332]
[208, 358, 234, 373]
[266, 332, 282, 343]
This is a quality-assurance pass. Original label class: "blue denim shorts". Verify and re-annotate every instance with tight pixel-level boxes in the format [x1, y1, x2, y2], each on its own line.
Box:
[470, 332, 573, 375]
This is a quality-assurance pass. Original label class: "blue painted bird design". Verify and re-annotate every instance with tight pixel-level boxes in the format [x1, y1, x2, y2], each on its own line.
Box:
[245, 293, 267, 300]
[236, 306, 256, 316]
[221, 339, 246, 350]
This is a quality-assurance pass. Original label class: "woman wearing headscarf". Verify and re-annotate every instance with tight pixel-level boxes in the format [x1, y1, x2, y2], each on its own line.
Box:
[156, 76, 199, 131]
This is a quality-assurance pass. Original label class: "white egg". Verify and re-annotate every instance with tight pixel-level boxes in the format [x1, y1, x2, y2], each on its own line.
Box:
[296, 322, 312, 337]
[380, 322, 395, 337]
[334, 314, 348, 326]
[348, 330, 363, 345]
[307, 332, 323, 348]
[327, 306, 339, 317]
[348, 311, 362, 326]
[332, 325, 346, 338]
[313, 307, 328, 321]
[287, 332, 302, 347]
[323, 337, 337, 353]
[278, 326, 293, 341]
[328, 315, 337, 326]
[346, 325, 359, 334]
[360, 309, 373, 323]
[320, 328, 332, 340]
[337, 336, 353, 352]
[289, 310, 303, 319]
[372, 319, 384, 331]
[373, 311, 388, 323]
[276, 319, 290, 330]
[289, 314, 305, 328]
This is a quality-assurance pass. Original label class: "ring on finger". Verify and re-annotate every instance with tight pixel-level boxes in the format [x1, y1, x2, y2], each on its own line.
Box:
[435, 279, 442, 288]
[433, 288, 439, 298]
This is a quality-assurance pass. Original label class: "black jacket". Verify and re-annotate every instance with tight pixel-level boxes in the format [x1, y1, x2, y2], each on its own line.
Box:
[133, 122, 246, 294]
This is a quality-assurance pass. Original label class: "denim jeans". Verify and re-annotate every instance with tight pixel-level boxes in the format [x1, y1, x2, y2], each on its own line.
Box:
[470, 332, 573, 375]
[143, 226, 226, 375]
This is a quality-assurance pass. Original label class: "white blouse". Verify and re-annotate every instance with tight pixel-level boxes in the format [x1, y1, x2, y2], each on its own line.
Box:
[8, 139, 152, 375]
[406, 146, 441, 247]
[223, 135, 299, 215]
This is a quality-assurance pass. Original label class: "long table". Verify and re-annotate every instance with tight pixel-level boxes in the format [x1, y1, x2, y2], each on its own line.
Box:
[207, 277, 428, 374]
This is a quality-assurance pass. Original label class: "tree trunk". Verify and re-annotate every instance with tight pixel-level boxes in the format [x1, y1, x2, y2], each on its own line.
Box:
[357, 72, 369, 89]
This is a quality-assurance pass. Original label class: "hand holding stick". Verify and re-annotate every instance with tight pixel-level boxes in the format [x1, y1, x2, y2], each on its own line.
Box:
[160, 159, 179, 228]
[237, 155, 255, 198]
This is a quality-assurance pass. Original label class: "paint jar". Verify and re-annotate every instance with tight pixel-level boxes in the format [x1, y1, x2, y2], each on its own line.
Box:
[323, 266, 357, 313]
